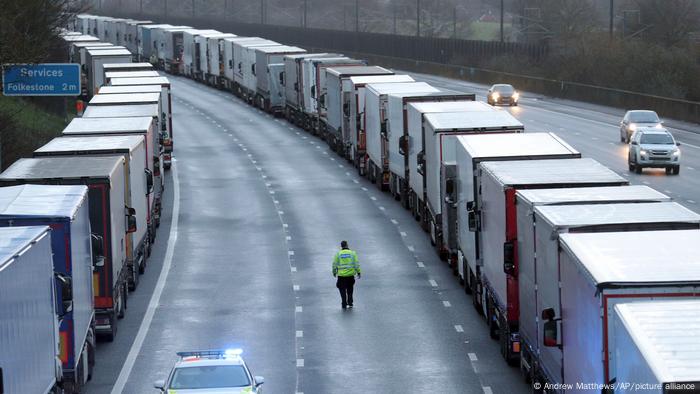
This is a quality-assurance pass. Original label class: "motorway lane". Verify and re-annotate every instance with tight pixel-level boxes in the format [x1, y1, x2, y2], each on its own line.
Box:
[86, 74, 531, 393]
[408, 71, 700, 210]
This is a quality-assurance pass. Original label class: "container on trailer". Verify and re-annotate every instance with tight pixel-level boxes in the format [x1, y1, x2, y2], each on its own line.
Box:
[95, 16, 114, 41]
[71, 42, 112, 65]
[612, 300, 700, 394]
[478, 160, 636, 363]
[301, 57, 365, 130]
[89, 92, 161, 108]
[528, 205, 700, 389]
[138, 24, 172, 61]
[182, 29, 219, 77]
[62, 35, 99, 45]
[102, 62, 153, 76]
[364, 82, 438, 187]
[267, 63, 285, 113]
[196, 33, 235, 83]
[0, 226, 60, 394]
[77, 14, 92, 34]
[454, 134, 581, 290]
[61, 116, 163, 227]
[35, 136, 152, 291]
[105, 76, 173, 165]
[541, 230, 700, 391]
[85, 47, 132, 97]
[385, 91, 474, 204]
[235, 40, 279, 98]
[124, 20, 152, 55]
[157, 26, 192, 72]
[222, 37, 264, 90]
[282, 53, 339, 121]
[515, 185, 670, 377]
[205, 33, 237, 86]
[324, 66, 393, 149]
[344, 75, 414, 164]
[104, 70, 160, 83]
[253, 45, 306, 111]
[0, 156, 128, 341]
[0, 185, 95, 391]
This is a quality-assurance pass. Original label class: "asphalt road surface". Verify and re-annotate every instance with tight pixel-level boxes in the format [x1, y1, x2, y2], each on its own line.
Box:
[85, 68, 699, 394]
[86, 75, 527, 394]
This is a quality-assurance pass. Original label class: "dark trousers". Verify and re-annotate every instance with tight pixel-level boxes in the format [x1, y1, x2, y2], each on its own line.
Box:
[336, 276, 355, 306]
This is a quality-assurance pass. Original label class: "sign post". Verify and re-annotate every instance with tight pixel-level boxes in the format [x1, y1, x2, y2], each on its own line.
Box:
[2, 64, 81, 96]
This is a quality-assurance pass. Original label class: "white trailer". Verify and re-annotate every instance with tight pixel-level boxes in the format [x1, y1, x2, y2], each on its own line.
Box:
[156, 26, 192, 73]
[95, 16, 114, 42]
[302, 57, 365, 132]
[385, 91, 473, 205]
[62, 116, 163, 230]
[478, 160, 632, 363]
[125, 20, 152, 56]
[223, 37, 265, 90]
[254, 46, 306, 112]
[104, 70, 160, 83]
[538, 230, 700, 391]
[182, 29, 220, 78]
[35, 136, 152, 292]
[282, 53, 340, 125]
[138, 24, 172, 62]
[515, 185, 670, 380]
[103, 62, 153, 76]
[0, 156, 128, 341]
[71, 42, 112, 65]
[454, 134, 580, 296]
[205, 33, 237, 86]
[235, 40, 280, 100]
[85, 47, 132, 97]
[345, 75, 414, 166]
[107, 76, 173, 168]
[365, 82, 438, 187]
[0, 226, 61, 394]
[612, 300, 700, 393]
[77, 14, 92, 34]
[89, 92, 161, 108]
[324, 66, 393, 151]
[0, 185, 96, 393]
[196, 33, 235, 83]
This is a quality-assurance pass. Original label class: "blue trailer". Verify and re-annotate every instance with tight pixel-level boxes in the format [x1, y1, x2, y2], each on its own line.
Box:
[0, 185, 97, 393]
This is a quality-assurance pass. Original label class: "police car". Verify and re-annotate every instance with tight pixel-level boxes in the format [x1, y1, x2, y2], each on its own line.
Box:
[154, 349, 264, 393]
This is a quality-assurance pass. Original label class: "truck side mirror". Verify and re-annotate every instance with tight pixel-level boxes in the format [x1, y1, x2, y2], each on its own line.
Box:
[445, 179, 454, 195]
[503, 241, 515, 275]
[417, 151, 425, 175]
[467, 201, 478, 232]
[380, 121, 387, 137]
[126, 207, 137, 233]
[542, 308, 561, 348]
[145, 168, 154, 194]
[55, 273, 73, 316]
[398, 136, 408, 156]
[153, 379, 165, 390]
[91, 233, 105, 269]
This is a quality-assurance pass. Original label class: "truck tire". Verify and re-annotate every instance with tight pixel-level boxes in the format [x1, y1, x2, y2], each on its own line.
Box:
[674, 165, 680, 175]
[105, 311, 117, 342]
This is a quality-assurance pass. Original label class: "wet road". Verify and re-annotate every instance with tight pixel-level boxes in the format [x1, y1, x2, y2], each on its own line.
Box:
[86, 75, 528, 393]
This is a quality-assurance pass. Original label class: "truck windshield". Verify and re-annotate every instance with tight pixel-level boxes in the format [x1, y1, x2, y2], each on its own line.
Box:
[170, 365, 250, 389]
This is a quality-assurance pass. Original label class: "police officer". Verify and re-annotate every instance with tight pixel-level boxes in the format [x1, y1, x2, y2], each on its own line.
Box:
[332, 240, 361, 309]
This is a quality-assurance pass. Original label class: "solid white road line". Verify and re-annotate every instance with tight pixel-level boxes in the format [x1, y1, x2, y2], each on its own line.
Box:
[111, 161, 181, 394]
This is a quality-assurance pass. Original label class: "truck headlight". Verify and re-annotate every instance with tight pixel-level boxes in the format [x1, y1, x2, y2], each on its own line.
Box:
[640, 149, 647, 157]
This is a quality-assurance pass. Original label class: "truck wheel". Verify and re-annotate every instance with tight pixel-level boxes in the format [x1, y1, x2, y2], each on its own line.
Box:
[487, 299, 499, 340]
[117, 285, 126, 318]
[129, 265, 139, 291]
[674, 165, 680, 175]
[106, 312, 117, 342]
[635, 165, 642, 174]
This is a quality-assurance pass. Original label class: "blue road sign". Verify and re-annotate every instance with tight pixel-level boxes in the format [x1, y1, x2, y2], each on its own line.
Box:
[2, 64, 81, 96]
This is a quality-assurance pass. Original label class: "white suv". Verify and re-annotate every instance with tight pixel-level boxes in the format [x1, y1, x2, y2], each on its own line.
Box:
[628, 128, 681, 175]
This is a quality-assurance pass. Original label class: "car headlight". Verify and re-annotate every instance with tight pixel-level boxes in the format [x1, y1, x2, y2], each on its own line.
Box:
[629, 124, 637, 131]
[512, 92, 519, 100]
[655, 123, 663, 129]
[640, 149, 647, 156]
[673, 149, 680, 156]
[492, 92, 500, 100]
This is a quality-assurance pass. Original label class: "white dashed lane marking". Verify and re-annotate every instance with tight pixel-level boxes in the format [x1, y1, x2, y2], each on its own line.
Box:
[454, 325, 464, 333]
[416, 261, 425, 268]
[429, 279, 438, 287]
[296, 331, 303, 338]
[295, 306, 303, 313]
[443, 301, 451, 307]
[468, 353, 478, 361]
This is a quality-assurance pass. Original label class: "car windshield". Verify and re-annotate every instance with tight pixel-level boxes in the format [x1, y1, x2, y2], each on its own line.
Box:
[169, 365, 250, 389]
[629, 111, 659, 123]
[493, 85, 514, 93]
[640, 133, 674, 145]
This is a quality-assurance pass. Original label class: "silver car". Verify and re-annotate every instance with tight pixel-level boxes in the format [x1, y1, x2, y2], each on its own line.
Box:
[620, 110, 662, 143]
[154, 349, 264, 393]
[628, 128, 681, 175]
[487, 84, 519, 106]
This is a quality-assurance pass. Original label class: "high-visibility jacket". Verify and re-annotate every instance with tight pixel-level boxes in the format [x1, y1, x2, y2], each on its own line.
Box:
[333, 248, 360, 277]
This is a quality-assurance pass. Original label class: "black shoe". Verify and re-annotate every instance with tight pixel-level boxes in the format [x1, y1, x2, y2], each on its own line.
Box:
[342, 304, 347, 309]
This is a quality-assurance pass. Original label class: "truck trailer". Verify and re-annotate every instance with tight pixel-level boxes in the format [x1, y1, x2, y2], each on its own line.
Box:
[253, 45, 306, 112]
[283, 53, 340, 126]
[182, 29, 220, 78]
[0, 226, 62, 394]
[539, 230, 700, 391]
[206, 33, 238, 87]
[35, 136, 153, 292]
[0, 185, 96, 393]
[223, 37, 266, 91]
[0, 156, 129, 341]
[85, 47, 132, 97]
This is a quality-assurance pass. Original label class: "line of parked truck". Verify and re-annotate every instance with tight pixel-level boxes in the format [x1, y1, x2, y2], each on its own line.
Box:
[11, 14, 696, 393]
[0, 26, 178, 394]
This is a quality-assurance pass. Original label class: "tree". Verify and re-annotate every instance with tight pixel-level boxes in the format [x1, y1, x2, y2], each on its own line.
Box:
[635, 0, 700, 47]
